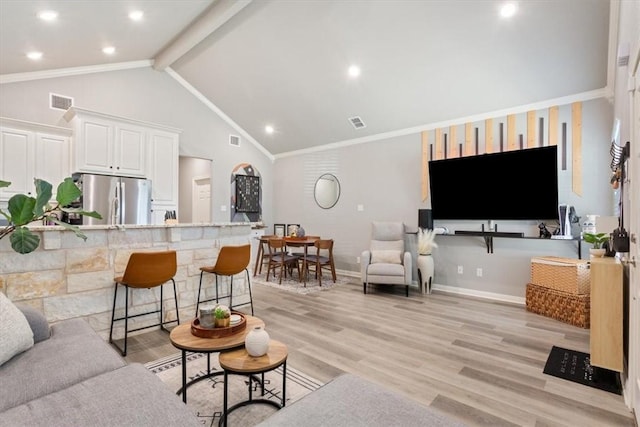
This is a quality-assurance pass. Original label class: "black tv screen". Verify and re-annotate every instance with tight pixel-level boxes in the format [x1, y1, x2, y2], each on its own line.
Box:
[428, 146, 559, 221]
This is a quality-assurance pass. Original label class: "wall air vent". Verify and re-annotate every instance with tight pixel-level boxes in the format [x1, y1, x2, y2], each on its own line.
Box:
[49, 93, 74, 111]
[348, 116, 366, 130]
[229, 134, 240, 147]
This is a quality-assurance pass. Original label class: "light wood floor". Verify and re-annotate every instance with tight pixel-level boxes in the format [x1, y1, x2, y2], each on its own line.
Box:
[123, 277, 636, 427]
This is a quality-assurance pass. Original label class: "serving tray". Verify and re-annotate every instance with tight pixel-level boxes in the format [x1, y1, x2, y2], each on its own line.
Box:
[190, 312, 247, 338]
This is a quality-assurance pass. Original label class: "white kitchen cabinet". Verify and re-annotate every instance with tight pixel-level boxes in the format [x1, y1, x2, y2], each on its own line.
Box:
[0, 118, 72, 202]
[147, 129, 180, 206]
[64, 108, 147, 177]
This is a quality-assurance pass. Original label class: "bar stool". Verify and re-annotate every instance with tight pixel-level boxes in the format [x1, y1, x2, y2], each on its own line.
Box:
[109, 250, 180, 356]
[196, 244, 254, 316]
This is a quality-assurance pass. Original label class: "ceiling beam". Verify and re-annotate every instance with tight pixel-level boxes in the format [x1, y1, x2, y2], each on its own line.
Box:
[153, 0, 252, 71]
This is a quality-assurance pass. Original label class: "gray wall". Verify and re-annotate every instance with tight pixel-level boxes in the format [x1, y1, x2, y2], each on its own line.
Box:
[273, 97, 614, 300]
[0, 67, 274, 225]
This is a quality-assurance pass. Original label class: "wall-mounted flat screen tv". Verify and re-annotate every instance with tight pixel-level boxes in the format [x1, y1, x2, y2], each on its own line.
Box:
[428, 145, 558, 221]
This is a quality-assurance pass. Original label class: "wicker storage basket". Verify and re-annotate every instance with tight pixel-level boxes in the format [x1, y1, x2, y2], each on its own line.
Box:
[525, 283, 590, 328]
[530, 256, 590, 295]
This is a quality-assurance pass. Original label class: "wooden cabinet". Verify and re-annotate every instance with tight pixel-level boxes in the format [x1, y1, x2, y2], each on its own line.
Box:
[65, 108, 146, 177]
[590, 257, 623, 372]
[0, 118, 71, 201]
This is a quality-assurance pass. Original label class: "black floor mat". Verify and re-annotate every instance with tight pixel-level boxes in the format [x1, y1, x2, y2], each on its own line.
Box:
[543, 346, 622, 395]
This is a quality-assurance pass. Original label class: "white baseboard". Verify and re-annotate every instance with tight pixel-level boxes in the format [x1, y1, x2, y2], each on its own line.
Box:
[337, 269, 525, 305]
[432, 283, 525, 305]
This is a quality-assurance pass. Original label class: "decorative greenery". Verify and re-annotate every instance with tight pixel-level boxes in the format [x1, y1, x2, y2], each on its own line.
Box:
[582, 232, 609, 249]
[417, 228, 438, 255]
[214, 305, 230, 319]
[0, 178, 102, 254]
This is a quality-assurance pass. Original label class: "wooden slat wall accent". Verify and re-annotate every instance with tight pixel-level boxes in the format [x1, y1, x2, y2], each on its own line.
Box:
[527, 111, 537, 148]
[464, 123, 473, 156]
[548, 106, 559, 146]
[507, 114, 517, 150]
[435, 128, 444, 160]
[421, 131, 429, 202]
[485, 119, 493, 153]
[572, 101, 583, 196]
[449, 126, 458, 158]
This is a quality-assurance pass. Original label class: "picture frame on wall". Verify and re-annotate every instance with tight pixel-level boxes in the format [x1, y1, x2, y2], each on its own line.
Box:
[274, 224, 285, 237]
[287, 224, 300, 236]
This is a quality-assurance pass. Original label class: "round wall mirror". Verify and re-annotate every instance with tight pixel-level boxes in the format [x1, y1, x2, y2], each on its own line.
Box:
[314, 174, 341, 209]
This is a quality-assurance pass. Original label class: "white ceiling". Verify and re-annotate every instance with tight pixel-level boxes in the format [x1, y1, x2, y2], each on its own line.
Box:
[0, 0, 611, 156]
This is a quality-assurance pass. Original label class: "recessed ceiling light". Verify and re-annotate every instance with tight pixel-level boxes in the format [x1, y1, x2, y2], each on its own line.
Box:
[265, 125, 274, 134]
[102, 46, 116, 55]
[348, 65, 361, 78]
[129, 10, 144, 21]
[27, 51, 43, 60]
[38, 10, 58, 21]
[500, 2, 517, 18]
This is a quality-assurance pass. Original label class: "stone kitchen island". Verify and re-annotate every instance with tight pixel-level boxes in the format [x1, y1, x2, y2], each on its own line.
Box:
[0, 223, 255, 339]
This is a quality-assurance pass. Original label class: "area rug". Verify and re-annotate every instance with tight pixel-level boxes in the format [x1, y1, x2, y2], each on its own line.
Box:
[543, 346, 622, 395]
[252, 272, 352, 295]
[146, 352, 323, 426]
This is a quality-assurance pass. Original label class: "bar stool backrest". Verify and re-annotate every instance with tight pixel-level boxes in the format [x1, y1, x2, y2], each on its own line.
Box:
[121, 251, 177, 288]
[212, 244, 251, 276]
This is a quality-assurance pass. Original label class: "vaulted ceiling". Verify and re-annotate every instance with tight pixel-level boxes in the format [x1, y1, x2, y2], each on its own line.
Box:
[0, 0, 611, 156]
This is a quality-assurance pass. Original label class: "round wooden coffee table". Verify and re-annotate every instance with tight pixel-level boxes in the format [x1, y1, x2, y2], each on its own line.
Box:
[169, 315, 264, 403]
[218, 340, 288, 427]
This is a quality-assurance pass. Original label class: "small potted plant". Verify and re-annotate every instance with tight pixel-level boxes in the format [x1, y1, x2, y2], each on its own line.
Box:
[583, 232, 609, 258]
[214, 304, 231, 328]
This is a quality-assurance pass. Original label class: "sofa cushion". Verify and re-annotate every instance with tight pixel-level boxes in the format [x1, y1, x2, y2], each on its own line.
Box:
[17, 304, 51, 343]
[0, 318, 126, 412]
[0, 363, 201, 427]
[371, 249, 402, 264]
[0, 292, 34, 366]
[256, 373, 467, 427]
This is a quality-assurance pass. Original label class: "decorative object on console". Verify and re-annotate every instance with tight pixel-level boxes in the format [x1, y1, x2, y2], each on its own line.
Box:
[245, 326, 270, 357]
[274, 224, 285, 237]
[287, 224, 300, 237]
[296, 226, 306, 237]
[0, 178, 101, 254]
[538, 222, 552, 238]
[583, 232, 609, 258]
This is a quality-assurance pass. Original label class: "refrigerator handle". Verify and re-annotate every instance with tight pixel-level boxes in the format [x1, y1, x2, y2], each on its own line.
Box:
[120, 181, 126, 225]
[112, 184, 120, 225]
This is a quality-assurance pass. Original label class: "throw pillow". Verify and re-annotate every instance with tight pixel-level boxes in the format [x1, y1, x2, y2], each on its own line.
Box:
[371, 250, 402, 264]
[0, 292, 34, 366]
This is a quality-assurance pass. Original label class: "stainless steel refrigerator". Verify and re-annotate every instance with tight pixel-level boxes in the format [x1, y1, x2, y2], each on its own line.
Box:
[74, 173, 152, 225]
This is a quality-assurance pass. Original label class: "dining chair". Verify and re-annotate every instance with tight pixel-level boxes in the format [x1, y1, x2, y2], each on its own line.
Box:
[197, 244, 254, 316]
[253, 234, 276, 277]
[266, 238, 301, 284]
[306, 239, 336, 286]
[109, 250, 180, 356]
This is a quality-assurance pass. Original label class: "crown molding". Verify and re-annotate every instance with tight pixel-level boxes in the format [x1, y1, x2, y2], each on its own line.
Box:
[0, 60, 154, 84]
[274, 87, 611, 159]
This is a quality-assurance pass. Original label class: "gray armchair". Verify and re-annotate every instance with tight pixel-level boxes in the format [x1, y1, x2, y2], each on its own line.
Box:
[361, 221, 412, 296]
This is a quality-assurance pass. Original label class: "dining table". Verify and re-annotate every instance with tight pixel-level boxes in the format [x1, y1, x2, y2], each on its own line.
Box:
[283, 236, 319, 286]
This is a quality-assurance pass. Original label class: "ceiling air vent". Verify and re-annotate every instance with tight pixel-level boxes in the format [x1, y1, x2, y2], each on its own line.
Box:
[229, 134, 240, 147]
[50, 93, 73, 111]
[348, 116, 366, 130]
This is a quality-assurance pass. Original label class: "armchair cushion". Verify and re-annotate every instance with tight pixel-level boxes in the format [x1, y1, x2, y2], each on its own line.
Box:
[371, 250, 402, 264]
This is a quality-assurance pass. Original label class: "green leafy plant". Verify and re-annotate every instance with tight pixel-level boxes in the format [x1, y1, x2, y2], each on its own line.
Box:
[0, 178, 102, 254]
[582, 232, 609, 249]
[214, 305, 230, 319]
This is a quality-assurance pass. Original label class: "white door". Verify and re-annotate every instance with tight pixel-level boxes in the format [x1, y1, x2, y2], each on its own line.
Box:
[192, 177, 211, 223]
[629, 62, 640, 425]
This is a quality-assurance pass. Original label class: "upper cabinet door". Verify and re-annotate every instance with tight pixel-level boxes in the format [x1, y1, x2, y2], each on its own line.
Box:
[148, 129, 179, 205]
[75, 117, 114, 174]
[0, 126, 35, 200]
[35, 132, 71, 199]
[114, 124, 146, 177]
